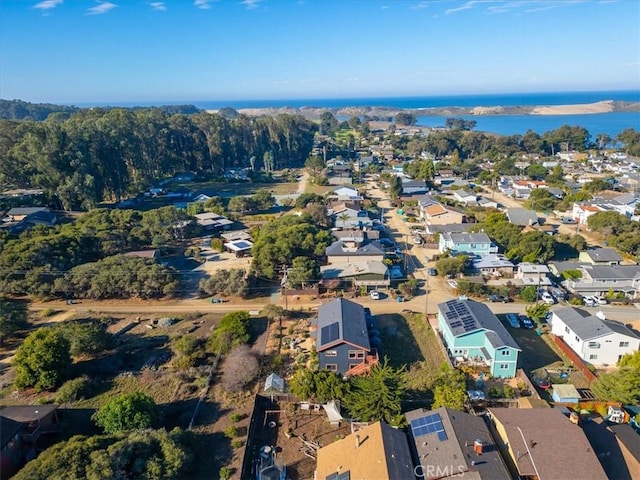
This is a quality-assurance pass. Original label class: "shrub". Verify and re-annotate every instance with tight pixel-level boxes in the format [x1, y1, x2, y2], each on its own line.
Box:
[92, 392, 158, 434]
[231, 439, 243, 449]
[55, 376, 93, 403]
[224, 426, 237, 438]
[219, 466, 232, 480]
[221, 345, 259, 393]
[568, 297, 583, 305]
[503, 385, 515, 399]
[230, 413, 242, 423]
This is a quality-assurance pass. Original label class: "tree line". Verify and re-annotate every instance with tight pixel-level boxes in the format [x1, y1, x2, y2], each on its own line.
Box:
[0, 107, 317, 209]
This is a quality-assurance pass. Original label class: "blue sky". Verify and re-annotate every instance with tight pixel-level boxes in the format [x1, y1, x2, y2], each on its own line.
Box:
[1, 0, 638, 104]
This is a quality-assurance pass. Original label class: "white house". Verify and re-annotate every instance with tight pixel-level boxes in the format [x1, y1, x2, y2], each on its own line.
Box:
[550, 307, 640, 366]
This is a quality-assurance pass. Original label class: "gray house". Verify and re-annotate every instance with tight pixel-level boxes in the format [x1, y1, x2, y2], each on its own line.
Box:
[562, 265, 640, 299]
[315, 298, 378, 377]
[506, 207, 539, 226]
[579, 248, 623, 266]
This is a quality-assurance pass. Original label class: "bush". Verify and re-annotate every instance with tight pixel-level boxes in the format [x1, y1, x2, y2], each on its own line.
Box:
[568, 297, 583, 305]
[55, 376, 93, 403]
[93, 392, 158, 434]
[14, 329, 71, 391]
[231, 439, 243, 449]
[503, 385, 515, 399]
[219, 466, 232, 480]
[230, 413, 242, 423]
[224, 426, 237, 438]
[221, 345, 259, 393]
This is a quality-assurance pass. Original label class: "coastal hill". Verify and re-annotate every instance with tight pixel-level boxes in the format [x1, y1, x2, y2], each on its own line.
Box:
[218, 100, 639, 119]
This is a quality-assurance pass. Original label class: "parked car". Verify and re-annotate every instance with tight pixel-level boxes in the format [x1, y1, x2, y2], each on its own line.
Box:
[540, 292, 555, 305]
[447, 279, 458, 289]
[583, 296, 597, 307]
[370, 290, 380, 300]
[487, 294, 512, 303]
[561, 217, 577, 224]
[428, 268, 438, 276]
[519, 314, 535, 329]
[506, 313, 520, 328]
[532, 375, 551, 389]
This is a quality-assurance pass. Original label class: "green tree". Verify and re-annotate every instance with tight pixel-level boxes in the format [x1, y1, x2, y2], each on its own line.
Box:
[13, 428, 193, 480]
[389, 175, 403, 200]
[0, 297, 27, 346]
[207, 311, 251, 354]
[305, 155, 325, 178]
[525, 303, 549, 324]
[343, 358, 406, 427]
[55, 320, 113, 356]
[287, 256, 319, 289]
[520, 285, 538, 303]
[319, 111, 338, 136]
[431, 367, 467, 411]
[435, 256, 467, 277]
[14, 328, 71, 391]
[199, 268, 248, 297]
[395, 112, 417, 126]
[171, 334, 206, 368]
[93, 391, 158, 434]
[251, 189, 275, 211]
[289, 369, 350, 403]
[591, 351, 640, 404]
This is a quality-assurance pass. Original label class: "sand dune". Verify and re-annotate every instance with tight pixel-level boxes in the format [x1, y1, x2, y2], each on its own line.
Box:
[531, 100, 614, 115]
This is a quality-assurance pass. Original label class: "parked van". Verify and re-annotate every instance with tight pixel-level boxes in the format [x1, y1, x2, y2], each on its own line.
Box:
[561, 217, 577, 224]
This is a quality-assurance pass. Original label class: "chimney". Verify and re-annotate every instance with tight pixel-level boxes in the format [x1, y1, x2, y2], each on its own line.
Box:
[355, 435, 361, 448]
[473, 439, 484, 455]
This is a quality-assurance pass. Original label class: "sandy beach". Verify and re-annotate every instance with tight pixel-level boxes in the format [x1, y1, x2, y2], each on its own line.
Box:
[205, 99, 637, 119]
[531, 100, 614, 115]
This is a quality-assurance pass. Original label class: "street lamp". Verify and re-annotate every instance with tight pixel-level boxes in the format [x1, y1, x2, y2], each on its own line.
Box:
[35, 409, 40, 425]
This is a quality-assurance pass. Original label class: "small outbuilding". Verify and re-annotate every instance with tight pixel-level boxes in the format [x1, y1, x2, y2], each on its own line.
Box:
[264, 373, 285, 395]
[551, 383, 581, 403]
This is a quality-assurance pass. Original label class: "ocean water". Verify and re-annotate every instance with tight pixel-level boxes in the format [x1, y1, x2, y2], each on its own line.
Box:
[86, 90, 640, 137]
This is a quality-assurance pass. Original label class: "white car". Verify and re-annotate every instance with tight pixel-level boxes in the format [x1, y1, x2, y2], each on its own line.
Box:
[370, 291, 380, 300]
[583, 296, 597, 307]
[540, 292, 555, 305]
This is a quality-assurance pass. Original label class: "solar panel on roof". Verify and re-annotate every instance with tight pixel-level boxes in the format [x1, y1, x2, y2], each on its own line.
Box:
[449, 321, 463, 329]
[234, 241, 252, 249]
[321, 322, 340, 344]
[410, 413, 448, 441]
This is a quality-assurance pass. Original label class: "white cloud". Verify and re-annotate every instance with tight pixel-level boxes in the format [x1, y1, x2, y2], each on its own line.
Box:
[33, 0, 63, 10]
[241, 0, 261, 9]
[149, 2, 166, 11]
[87, 1, 117, 15]
[195, 0, 213, 9]
[445, 0, 485, 15]
[411, 1, 430, 10]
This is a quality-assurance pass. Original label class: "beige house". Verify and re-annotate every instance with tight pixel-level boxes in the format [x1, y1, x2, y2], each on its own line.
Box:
[418, 198, 464, 225]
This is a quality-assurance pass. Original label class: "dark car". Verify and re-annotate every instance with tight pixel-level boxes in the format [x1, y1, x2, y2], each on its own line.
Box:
[428, 268, 438, 276]
[487, 294, 511, 303]
[532, 375, 551, 389]
[519, 314, 535, 329]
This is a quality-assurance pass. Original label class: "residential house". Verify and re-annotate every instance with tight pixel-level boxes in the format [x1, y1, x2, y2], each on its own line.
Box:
[329, 186, 363, 206]
[325, 239, 384, 265]
[515, 263, 552, 287]
[0, 405, 62, 479]
[123, 250, 161, 262]
[487, 408, 607, 480]
[562, 264, 640, 299]
[472, 254, 515, 277]
[437, 299, 521, 378]
[320, 261, 390, 289]
[2, 207, 49, 222]
[192, 193, 212, 202]
[418, 198, 465, 226]
[315, 421, 414, 480]
[315, 298, 378, 376]
[5, 209, 57, 235]
[223, 239, 253, 257]
[453, 189, 478, 205]
[438, 232, 498, 256]
[547, 187, 565, 199]
[506, 208, 539, 226]
[572, 193, 639, 225]
[513, 186, 531, 200]
[402, 179, 429, 195]
[477, 196, 499, 209]
[329, 204, 372, 230]
[609, 424, 640, 480]
[550, 307, 640, 366]
[194, 212, 234, 231]
[579, 248, 623, 265]
[1, 416, 23, 480]
[405, 407, 511, 480]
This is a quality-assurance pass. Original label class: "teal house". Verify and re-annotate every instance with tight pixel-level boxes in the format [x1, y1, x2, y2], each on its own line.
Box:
[437, 299, 521, 378]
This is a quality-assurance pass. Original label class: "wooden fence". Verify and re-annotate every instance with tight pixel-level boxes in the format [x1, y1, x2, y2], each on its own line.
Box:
[550, 334, 597, 384]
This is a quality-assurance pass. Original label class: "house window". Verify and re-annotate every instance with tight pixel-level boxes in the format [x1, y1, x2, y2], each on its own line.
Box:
[588, 342, 600, 349]
[349, 364, 359, 370]
[348, 350, 357, 359]
[501, 350, 510, 356]
[565, 326, 570, 334]
[575, 336, 580, 343]
[356, 351, 365, 358]
[619, 341, 629, 348]
[325, 350, 337, 357]
[500, 364, 510, 370]
[325, 364, 337, 372]
[589, 355, 598, 360]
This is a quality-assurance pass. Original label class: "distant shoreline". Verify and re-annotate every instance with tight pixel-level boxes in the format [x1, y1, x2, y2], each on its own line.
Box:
[207, 100, 639, 118]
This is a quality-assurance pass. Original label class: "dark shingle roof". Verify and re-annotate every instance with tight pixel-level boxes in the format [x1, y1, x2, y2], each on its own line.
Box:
[316, 298, 370, 351]
[405, 407, 510, 480]
[609, 423, 640, 463]
[582, 248, 622, 263]
[325, 240, 384, 257]
[0, 416, 23, 448]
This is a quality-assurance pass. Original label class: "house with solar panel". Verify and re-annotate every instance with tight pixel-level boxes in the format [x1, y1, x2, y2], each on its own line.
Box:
[437, 299, 521, 378]
[315, 298, 379, 377]
[405, 407, 511, 480]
